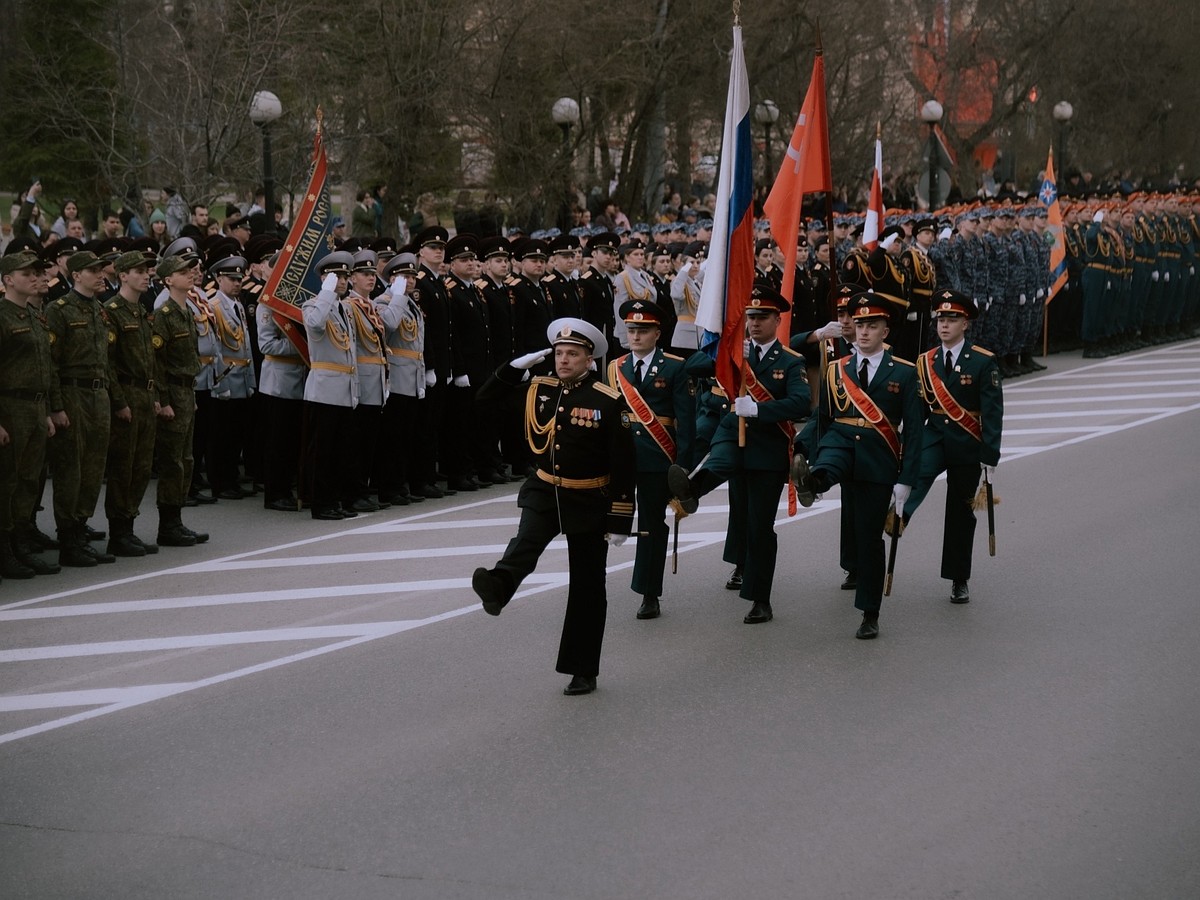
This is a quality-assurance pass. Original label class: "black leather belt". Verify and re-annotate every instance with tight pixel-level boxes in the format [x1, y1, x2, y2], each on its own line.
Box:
[60, 377, 107, 390]
[0, 388, 46, 402]
[117, 374, 155, 390]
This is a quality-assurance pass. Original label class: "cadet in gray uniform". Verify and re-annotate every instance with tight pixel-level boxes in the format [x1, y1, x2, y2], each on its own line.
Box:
[375, 252, 426, 506]
[207, 254, 257, 498]
[256, 251, 307, 511]
[345, 249, 389, 512]
[301, 251, 359, 520]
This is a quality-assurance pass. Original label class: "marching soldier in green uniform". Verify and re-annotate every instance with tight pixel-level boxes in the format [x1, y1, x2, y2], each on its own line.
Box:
[152, 253, 210, 547]
[606, 299, 695, 620]
[44, 251, 117, 567]
[901, 290, 1002, 604]
[668, 285, 811, 625]
[0, 251, 60, 579]
[471, 317, 636, 696]
[104, 251, 161, 557]
[792, 294, 925, 640]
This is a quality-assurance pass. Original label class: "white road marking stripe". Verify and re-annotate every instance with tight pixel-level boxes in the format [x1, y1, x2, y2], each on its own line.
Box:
[0, 621, 430, 662]
[1039, 367, 1200, 378]
[1004, 408, 1176, 419]
[1005, 379, 1200, 393]
[1005, 392, 1200, 406]
[1004, 427, 1112, 435]
[0, 684, 194, 712]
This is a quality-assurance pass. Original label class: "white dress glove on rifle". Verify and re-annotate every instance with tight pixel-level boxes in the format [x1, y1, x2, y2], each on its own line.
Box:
[453, 374, 470, 388]
[892, 483, 911, 511]
[511, 348, 551, 370]
[321, 273, 339, 292]
[606, 533, 628, 547]
[733, 396, 758, 418]
[982, 464, 997, 483]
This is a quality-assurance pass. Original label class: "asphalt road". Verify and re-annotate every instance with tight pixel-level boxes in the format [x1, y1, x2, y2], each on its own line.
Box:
[2, 341, 1199, 899]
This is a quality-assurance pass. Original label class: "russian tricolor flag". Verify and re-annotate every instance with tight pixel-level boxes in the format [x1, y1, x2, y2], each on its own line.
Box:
[696, 25, 756, 400]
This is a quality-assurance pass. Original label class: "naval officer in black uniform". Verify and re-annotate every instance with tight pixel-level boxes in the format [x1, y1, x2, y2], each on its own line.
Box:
[471, 317, 636, 695]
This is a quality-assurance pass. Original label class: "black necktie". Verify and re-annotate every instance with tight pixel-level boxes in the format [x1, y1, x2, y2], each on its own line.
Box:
[945, 349, 953, 373]
[750, 344, 762, 365]
[859, 357, 870, 385]
[634, 359, 644, 384]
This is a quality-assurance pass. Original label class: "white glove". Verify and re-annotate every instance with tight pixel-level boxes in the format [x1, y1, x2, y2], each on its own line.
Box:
[698, 258, 709, 274]
[606, 533, 628, 547]
[321, 273, 339, 292]
[1092, 210, 1105, 223]
[453, 374, 470, 388]
[1164, 272, 1170, 283]
[389, 276, 407, 297]
[880, 233, 898, 250]
[1036, 288, 1045, 299]
[742, 338, 752, 357]
[982, 464, 997, 482]
[987, 297, 994, 310]
[1152, 271, 1160, 282]
[511, 348, 551, 370]
[815, 321, 841, 341]
[938, 227, 952, 240]
[906, 310, 918, 321]
[892, 483, 911, 510]
[733, 396, 758, 417]
[445, 374, 453, 384]
[1019, 293, 1027, 306]
[1191, 266, 1196, 277]
[424, 370, 437, 387]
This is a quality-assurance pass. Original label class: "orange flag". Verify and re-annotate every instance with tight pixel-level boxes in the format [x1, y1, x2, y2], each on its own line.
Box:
[763, 50, 833, 338]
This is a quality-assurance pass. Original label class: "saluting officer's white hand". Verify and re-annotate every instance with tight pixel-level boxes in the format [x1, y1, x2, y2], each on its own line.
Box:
[321, 273, 339, 292]
[511, 348, 551, 370]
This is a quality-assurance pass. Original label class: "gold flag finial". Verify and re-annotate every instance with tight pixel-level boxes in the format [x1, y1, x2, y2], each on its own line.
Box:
[315, 105, 324, 137]
[876, 121, 881, 140]
[733, 0, 741, 25]
[815, 17, 824, 53]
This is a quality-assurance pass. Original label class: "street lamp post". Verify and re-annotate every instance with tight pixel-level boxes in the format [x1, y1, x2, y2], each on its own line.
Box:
[551, 97, 581, 156]
[1052, 100, 1073, 178]
[249, 90, 283, 224]
[754, 99, 780, 179]
[920, 99, 944, 211]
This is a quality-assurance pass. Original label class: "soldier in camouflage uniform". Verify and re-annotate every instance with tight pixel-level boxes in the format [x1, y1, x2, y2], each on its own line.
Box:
[0, 251, 60, 579]
[152, 254, 210, 547]
[44, 251, 117, 567]
[104, 251, 162, 557]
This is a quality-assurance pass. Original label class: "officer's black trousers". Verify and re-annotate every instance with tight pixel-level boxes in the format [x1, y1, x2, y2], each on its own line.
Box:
[906, 461, 980, 583]
[347, 402, 382, 503]
[813, 450, 892, 613]
[303, 401, 352, 514]
[632, 471, 670, 600]
[495, 508, 609, 677]
[261, 395, 302, 504]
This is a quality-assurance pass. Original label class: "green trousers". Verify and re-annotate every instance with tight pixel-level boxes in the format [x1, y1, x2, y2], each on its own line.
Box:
[48, 385, 110, 529]
[105, 385, 157, 521]
[0, 397, 49, 533]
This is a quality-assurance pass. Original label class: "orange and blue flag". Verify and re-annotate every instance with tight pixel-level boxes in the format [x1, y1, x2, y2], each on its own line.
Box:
[1039, 148, 1069, 303]
[695, 24, 756, 400]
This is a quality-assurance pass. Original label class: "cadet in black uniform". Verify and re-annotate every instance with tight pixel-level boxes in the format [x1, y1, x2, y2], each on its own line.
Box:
[471, 317, 636, 696]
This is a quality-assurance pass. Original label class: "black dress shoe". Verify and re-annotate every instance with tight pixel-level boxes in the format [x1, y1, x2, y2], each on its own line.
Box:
[183, 496, 199, 507]
[789, 454, 816, 507]
[724, 566, 743, 590]
[265, 498, 298, 512]
[840, 571, 857, 590]
[350, 498, 380, 512]
[189, 491, 218, 505]
[951, 580, 970, 604]
[383, 493, 411, 506]
[216, 488, 245, 500]
[636, 597, 661, 619]
[855, 615, 879, 640]
[667, 464, 698, 514]
[450, 477, 478, 492]
[743, 601, 773, 624]
[418, 484, 444, 500]
[563, 675, 597, 696]
[472, 567, 511, 616]
[312, 508, 344, 521]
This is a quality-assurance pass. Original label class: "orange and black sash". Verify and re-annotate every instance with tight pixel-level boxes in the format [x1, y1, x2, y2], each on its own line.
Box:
[838, 357, 901, 459]
[919, 349, 982, 441]
[610, 356, 677, 462]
